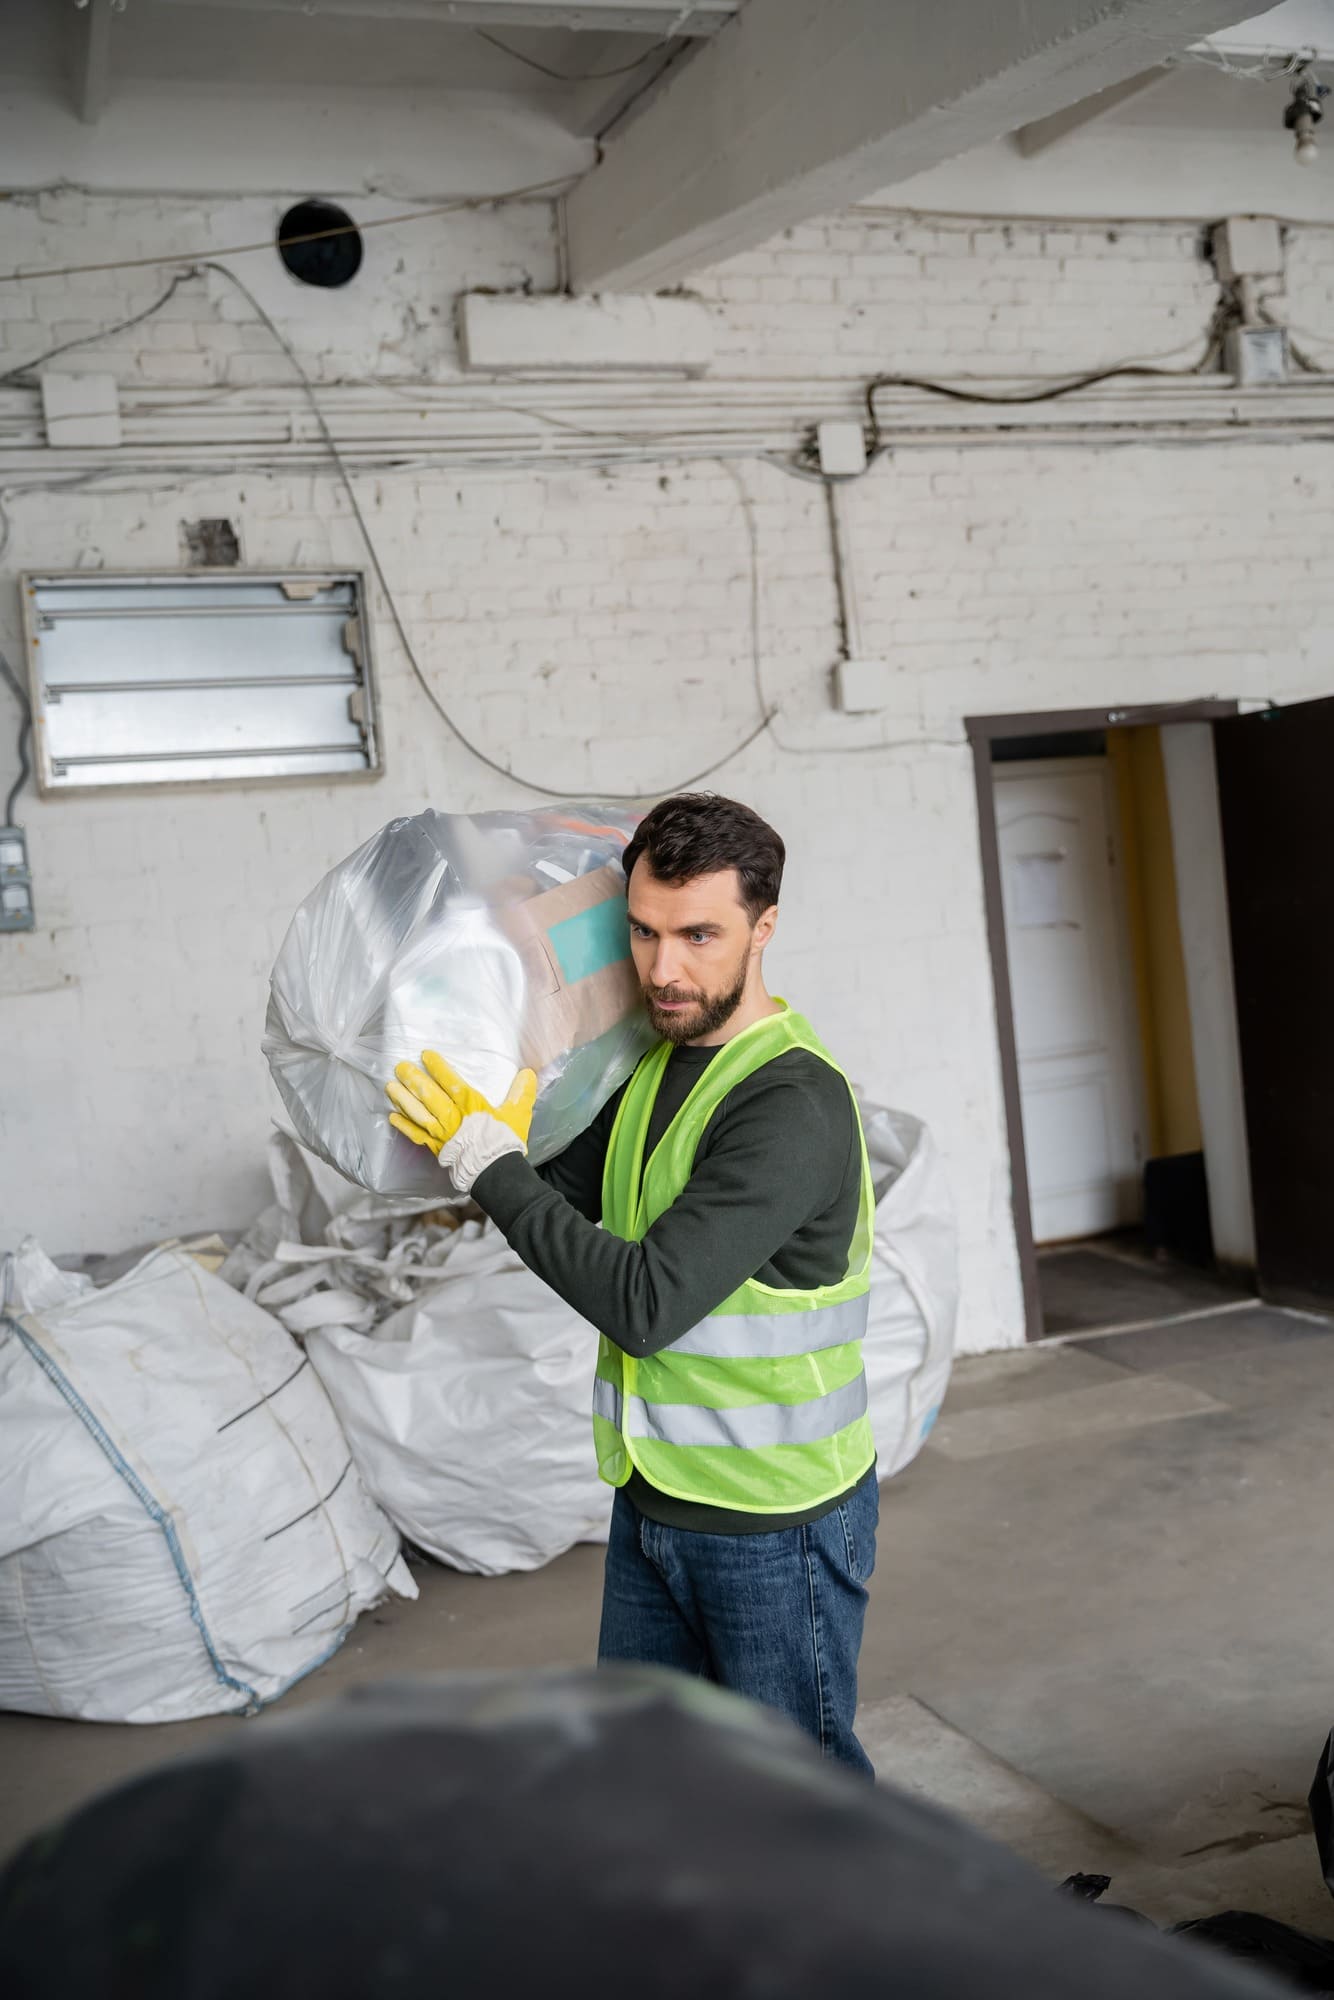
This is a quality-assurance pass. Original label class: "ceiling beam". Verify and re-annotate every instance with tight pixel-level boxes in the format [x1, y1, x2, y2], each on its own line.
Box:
[1014, 66, 1173, 156]
[564, 0, 1269, 293]
[151, 0, 738, 29]
[1197, 1, 1334, 60]
[566, 35, 698, 139]
[76, 0, 115, 127]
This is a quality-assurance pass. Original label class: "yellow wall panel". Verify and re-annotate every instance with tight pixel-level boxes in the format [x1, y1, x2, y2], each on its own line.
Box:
[1108, 727, 1202, 1159]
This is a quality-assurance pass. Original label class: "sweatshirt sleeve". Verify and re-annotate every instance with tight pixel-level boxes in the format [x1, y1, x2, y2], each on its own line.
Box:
[472, 1068, 851, 1356]
[528, 1086, 622, 1224]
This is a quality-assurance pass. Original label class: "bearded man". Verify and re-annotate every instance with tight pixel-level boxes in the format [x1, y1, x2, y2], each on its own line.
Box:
[387, 793, 878, 1772]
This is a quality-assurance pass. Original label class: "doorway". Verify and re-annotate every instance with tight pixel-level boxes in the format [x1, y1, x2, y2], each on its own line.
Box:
[994, 753, 1146, 1246]
[969, 700, 1252, 1340]
[1212, 693, 1334, 1312]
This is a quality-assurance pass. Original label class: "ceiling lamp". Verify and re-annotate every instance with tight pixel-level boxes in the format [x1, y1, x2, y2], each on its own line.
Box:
[1284, 70, 1330, 165]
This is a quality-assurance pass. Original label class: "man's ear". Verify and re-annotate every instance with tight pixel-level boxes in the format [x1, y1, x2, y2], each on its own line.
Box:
[752, 904, 778, 953]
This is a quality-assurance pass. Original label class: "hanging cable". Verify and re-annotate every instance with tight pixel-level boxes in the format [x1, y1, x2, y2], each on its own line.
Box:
[201, 261, 773, 803]
[722, 459, 962, 758]
[1162, 40, 1313, 83]
[865, 328, 1228, 453]
[0, 176, 582, 287]
[1264, 311, 1334, 374]
[472, 25, 680, 82]
[0, 646, 32, 826]
[0, 271, 200, 387]
[3, 216, 1284, 789]
[715, 460, 770, 726]
[472, 2, 700, 83]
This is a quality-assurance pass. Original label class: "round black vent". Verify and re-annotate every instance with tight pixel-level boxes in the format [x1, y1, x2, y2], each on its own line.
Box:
[277, 200, 363, 289]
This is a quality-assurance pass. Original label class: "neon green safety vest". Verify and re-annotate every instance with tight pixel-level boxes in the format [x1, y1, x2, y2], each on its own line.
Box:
[593, 1002, 876, 1515]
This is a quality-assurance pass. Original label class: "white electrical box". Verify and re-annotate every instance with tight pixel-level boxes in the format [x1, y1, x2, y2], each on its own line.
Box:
[40, 372, 122, 449]
[1225, 325, 1288, 385]
[459, 293, 714, 375]
[817, 422, 869, 477]
[833, 657, 895, 713]
[1212, 215, 1284, 283]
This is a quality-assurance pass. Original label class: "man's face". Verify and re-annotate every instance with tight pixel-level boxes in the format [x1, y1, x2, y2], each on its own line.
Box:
[627, 860, 775, 1046]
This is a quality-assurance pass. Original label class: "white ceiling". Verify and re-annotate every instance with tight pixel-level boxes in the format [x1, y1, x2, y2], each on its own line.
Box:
[1114, 59, 1323, 131]
[9, 0, 1334, 226]
[10, 0, 734, 105]
[13, 0, 1324, 152]
[1202, 0, 1334, 57]
[867, 4, 1334, 222]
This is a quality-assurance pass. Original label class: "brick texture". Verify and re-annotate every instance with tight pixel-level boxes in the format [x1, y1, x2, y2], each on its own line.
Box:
[4, 194, 1334, 1351]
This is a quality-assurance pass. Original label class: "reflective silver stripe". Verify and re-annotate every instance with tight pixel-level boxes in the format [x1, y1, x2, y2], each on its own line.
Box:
[609, 1371, 868, 1452]
[669, 1292, 868, 1360]
[593, 1364, 870, 1451]
[592, 1375, 622, 1427]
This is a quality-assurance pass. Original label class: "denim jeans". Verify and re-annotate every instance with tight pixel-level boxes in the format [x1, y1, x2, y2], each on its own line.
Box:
[597, 1471, 879, 1777]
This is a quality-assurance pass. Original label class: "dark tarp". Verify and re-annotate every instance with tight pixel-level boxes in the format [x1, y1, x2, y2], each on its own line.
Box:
[0, 1668, 1284, 2000]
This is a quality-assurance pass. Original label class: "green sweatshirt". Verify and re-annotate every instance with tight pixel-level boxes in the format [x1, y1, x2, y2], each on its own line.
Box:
[473, 1039, 873, 1535]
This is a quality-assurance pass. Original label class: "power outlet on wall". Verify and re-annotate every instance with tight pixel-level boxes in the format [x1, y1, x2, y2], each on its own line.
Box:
[0, 825, 35, 932]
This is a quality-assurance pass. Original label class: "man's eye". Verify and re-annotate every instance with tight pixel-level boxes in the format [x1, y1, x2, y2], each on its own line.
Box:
[688, 932, 710, 946]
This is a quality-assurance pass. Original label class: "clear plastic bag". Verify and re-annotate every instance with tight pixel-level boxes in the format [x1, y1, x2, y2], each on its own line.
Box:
[264, 804, 655, 1198]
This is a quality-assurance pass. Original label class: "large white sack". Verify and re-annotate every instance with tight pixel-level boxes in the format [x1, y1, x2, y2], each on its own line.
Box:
[301, 1103, 955, 1577]
[0, 1241, 416, 1724]
[861, 1105, 958, 1478]
[305, 1225, 611, 1576]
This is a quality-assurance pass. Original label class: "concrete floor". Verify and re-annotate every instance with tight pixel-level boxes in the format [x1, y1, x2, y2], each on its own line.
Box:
[5, 1301, 1334, 1936]
[1038, 1232, 1252, 1338]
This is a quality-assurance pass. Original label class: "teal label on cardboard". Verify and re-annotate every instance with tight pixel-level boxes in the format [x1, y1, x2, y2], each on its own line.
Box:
[548, 897, 630, 985]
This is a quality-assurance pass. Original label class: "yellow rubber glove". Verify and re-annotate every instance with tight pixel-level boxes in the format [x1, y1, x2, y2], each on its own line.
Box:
[386, 1052, 537, 1191]
[386, 1055, 462, 1157]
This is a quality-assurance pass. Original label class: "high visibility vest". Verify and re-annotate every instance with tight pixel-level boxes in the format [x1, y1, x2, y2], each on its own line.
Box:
[593, 1003, 875, 1515]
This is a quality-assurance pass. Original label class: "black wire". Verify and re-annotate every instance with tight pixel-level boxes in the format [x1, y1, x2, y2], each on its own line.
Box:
[0, 272, 198, 386]
[201, 261, 773, 803]
[865, 340, 1224, 451]
[6, 710, 31, 827]
[0, 176, 582, 287]
[1259, 307, 1326, 376]
[0, 647, 32, 826]
[1288, 338, 1328, 375]
[472, 25, 678, 82]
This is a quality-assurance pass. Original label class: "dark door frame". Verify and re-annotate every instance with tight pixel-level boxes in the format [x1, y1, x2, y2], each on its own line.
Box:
[966, 699, 1240, 1341]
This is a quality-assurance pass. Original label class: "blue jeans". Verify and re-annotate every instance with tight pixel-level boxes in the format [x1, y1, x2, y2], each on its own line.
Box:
[597, 1472, 879, 1777]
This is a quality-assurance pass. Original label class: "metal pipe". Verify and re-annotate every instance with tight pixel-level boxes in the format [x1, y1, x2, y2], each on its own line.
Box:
[824, 478, 864, 662]
[53, 742, 359, 767]
[44, 673, 361, 695]
[37, 602, 349, 621]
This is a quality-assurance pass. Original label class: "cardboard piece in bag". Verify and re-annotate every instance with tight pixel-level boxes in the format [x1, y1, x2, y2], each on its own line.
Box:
[494, 864, 643, 1074]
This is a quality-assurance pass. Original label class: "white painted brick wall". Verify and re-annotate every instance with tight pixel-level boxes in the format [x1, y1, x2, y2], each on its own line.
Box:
[0, 191, 557, 387]
[5, 193, 1334, 1354]
[697, 215, 1222, 377]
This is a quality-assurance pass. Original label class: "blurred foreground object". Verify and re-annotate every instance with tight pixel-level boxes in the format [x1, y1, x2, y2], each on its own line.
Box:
[0, 1668, 1277, 2000]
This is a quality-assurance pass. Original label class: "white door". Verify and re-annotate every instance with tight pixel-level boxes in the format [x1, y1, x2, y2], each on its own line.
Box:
[995, 758, 1145, 1244]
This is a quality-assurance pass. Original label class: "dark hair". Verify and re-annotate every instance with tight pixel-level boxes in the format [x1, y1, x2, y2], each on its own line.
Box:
[622, 793, 784, 922]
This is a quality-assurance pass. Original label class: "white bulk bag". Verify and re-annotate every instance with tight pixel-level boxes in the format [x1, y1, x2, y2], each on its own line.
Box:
[300, 1103, 955, 1578]
[0, 1241, 415, 1724]
[860, 1105, 958, 1478]
[304, 1225, 611, 1577]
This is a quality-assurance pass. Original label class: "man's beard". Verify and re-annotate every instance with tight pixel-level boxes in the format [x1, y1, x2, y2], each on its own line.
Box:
[645, 951, 750, 1046]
